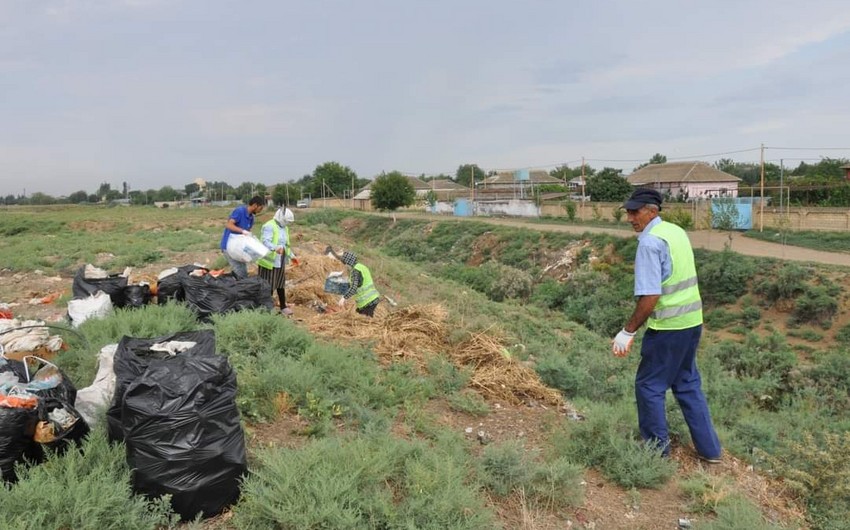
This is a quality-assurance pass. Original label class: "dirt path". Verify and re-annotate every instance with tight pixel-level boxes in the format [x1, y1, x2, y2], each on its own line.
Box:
[395, 212, 850, 267]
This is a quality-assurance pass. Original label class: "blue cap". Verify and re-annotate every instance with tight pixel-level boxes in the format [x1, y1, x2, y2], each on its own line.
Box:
[622, 188, 663, 211]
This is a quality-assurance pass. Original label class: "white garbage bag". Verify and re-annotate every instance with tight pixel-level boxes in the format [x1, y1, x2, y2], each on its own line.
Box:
[225, 233, 272, 263]
[67, 291, 113, 328]
[74, 344, 118, 427]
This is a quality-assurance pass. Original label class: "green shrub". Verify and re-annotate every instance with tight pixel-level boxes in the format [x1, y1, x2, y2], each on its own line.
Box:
[486, 263, 533, 301]
[791, 285, 838, 328]
[548, 402, 676, 489]
[697, 249, 757, 306]
[530, 278, 572, 310]
[755, 263, 809, 304]
[526, 457, 584, 511]
[565, 201, 577, 221]
[740, 305, 762, 329]
[680, 472, 734, 514]
[786, 328, 824, 342]
[440, 264, 494, 298]
[447, 390, 490, 416]
[769, 432, 850, 530]
[384, 230, 437, 262]
[835, 323, 850, 343]
[664, 207, 694, 230]
[234, 436, 495, 529]
[704, 308, 739, 329]
[0, 428, 178, 529]
[696, 497, 787, 530]
[479, 441, 530, 496]
[612, 207, 624, 224]
[426, 356, 471, 394]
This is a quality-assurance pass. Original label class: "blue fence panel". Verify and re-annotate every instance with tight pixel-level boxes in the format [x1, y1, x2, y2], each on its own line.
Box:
[454, 199, 471, 217]
[711, 198, 753, 230]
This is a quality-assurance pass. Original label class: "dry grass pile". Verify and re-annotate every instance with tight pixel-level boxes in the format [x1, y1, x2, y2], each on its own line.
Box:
[452, 330, 564, 408]
[375, 304, 448, 361]
[305, 303, 448, 366]
[286, 251, 348, 306]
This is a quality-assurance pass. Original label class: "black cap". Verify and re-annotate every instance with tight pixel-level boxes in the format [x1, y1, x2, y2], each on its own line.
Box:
[622, 188, 663, 211]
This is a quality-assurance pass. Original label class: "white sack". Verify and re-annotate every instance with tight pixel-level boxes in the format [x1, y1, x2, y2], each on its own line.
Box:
[67, 291, 113, 328]
[74, 344, 118, 427]
[225, 233, 272, 263]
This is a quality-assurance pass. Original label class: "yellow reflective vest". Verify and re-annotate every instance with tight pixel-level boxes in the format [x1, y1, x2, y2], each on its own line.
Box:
[646, 220, 703, 330]
[352, 263, 380, 309]
[256, 221, 291, 270]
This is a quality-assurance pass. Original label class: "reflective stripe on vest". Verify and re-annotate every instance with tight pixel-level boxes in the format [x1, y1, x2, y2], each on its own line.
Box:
[352, 263, 380, 309]
[646, 220, 703, 330]
[256, 222, 289, 270]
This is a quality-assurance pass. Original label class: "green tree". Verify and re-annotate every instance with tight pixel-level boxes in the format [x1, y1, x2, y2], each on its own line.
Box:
[586, 167, 632, 202]
[206, 181, 235, 202]
[68, 190, 88, 204]
[455, 164, 486, 187]
[272, 183, 300, 207]
[310, 161, 358, 199]
[371, 171, 415, 222]
[713, 159, 780, 186]
[29, 192, 57, 205]
[550, 164, 596, 181]
[155, 186, 178, 202]
[634, 153, 667, 171]
[96, 182, 112, 202]
[184, 182, 200, 196]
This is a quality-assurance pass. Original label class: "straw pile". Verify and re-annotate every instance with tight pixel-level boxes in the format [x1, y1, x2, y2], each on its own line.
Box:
[286, 253, 348, 306]
[451, 330, 565, 407]
[290, 249, 564, 408]
[305, 303, 448, 366]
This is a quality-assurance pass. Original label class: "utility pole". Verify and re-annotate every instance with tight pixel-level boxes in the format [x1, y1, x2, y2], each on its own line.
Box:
[779, 158, 784, 216]
[580, 157, 586, 219]
[759, 143, 765, 232]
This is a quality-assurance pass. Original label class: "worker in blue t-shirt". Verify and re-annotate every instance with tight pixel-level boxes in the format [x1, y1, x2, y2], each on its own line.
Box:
[220, 195, 265, 279]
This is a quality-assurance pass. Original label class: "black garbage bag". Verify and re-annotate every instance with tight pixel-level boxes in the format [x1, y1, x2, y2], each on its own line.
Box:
[33, 397, 90, 454]
[107, 330, 216, 443]
[23, 357, 78, 405]
[181, 274, 273, 321]
[72, 266, 129, 308]
[0, 357, 28, 382]
[123, 284, 151, 308]
[156, 265, 207, 306]
[123, 353, 247, 520]
[0, 392, 42, 483]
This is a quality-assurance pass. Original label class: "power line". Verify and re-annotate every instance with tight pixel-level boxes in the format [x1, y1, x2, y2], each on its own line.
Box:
[585, 147, 762, 164]
[765, 146, 850, 151]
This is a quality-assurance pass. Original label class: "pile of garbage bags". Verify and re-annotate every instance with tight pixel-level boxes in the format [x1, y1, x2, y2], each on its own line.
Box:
[69, 264, 274, 326]
[107, 330, 247, 520]
[0, 355, 89, 482]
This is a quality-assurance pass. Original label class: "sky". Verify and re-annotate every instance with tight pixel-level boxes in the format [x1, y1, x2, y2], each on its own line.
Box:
[2, 0, 850, 197]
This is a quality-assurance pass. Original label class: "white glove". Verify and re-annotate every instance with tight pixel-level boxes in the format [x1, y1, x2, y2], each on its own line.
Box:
[612, 329, 636, 357]
[338, 296, 346, 308]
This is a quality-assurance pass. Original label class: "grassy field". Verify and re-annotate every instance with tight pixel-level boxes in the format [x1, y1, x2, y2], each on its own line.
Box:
[2, 205, 849, 529]
[744, 229, 850, 254]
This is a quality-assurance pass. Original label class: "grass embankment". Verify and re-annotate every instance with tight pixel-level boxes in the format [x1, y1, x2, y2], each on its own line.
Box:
[744, 229, 850, 254]
[2, 205, 847, 528]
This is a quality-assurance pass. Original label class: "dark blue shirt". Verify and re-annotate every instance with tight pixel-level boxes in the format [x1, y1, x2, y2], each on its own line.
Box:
[220, 205, 255, 250]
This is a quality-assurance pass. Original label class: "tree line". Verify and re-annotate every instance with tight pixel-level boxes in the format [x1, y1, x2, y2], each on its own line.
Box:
[3, 155, 848, 207]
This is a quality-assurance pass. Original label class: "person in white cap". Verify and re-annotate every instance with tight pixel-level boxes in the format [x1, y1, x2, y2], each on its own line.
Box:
[257, 207, 298, 315]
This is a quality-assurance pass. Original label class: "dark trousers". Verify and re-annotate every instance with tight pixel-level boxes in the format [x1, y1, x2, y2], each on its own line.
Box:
[356, 300, 379, 317]
[635, 325, 721, 459]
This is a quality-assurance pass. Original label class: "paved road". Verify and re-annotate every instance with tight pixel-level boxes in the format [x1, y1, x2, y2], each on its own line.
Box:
[393, 212, 850, 267]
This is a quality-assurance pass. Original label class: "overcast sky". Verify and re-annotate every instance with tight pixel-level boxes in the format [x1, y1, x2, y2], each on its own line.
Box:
[2, 0, 850, 196]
